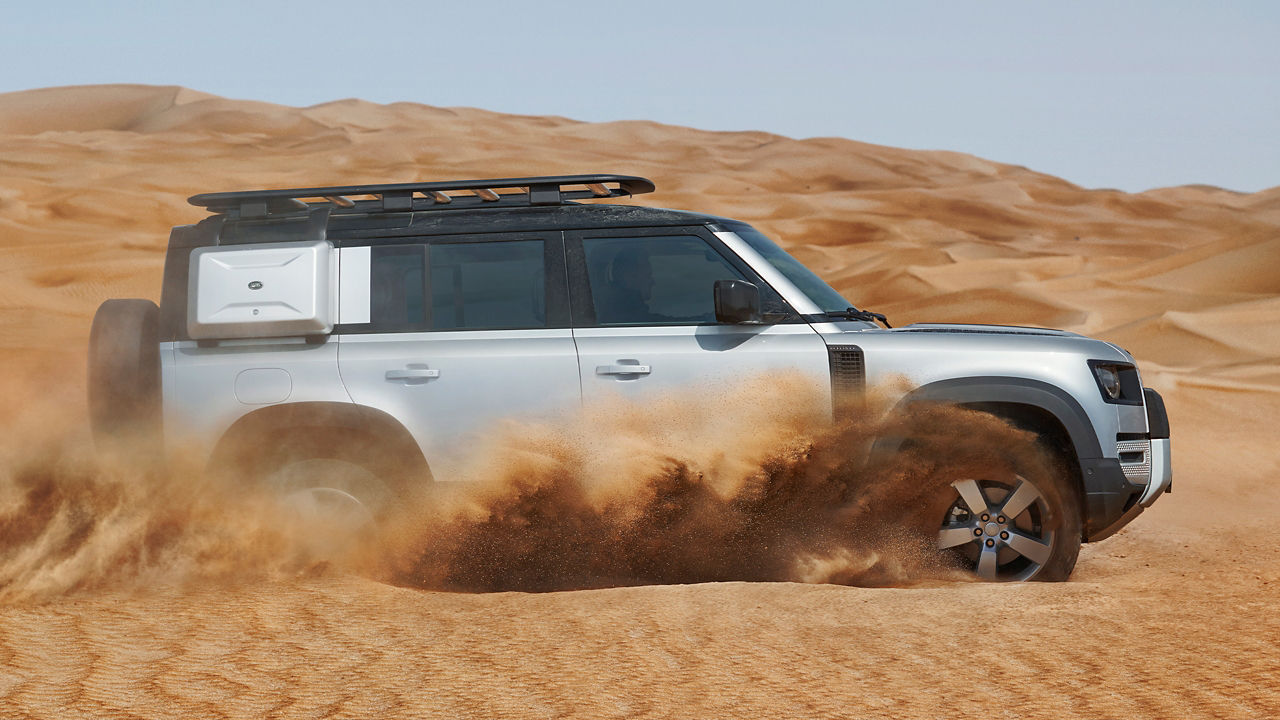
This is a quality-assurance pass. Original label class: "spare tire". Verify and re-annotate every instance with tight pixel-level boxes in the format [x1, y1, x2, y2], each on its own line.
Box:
[88, 299, 162, 445]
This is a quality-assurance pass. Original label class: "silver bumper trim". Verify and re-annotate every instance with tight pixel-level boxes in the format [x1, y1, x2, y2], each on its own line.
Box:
[1140, 438, 1172, 507]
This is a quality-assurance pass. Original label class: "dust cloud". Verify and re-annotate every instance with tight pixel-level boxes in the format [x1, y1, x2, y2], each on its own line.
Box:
[0, 433, 300, 603]
[0, 377, 1055, 603]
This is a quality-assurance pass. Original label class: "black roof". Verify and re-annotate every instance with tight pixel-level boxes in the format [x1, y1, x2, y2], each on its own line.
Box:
[213, 203, 739, 246]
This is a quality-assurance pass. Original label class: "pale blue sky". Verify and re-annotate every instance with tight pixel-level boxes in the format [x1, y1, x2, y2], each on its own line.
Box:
[3, 1, 1276, 192]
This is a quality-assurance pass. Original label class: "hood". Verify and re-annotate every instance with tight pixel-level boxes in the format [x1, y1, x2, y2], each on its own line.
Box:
[889, 323, 1082, 338]
[818, 320, 1135, 366]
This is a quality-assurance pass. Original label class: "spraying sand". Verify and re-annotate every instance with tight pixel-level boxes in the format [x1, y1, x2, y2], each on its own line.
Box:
[1, 85, 1278, 718]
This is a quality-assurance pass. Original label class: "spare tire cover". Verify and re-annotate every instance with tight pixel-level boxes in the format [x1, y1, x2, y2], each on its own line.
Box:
[88, 298, 161, 443]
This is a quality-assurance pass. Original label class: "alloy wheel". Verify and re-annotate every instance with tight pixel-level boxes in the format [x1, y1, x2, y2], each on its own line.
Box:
[937, 476, 1056, 581]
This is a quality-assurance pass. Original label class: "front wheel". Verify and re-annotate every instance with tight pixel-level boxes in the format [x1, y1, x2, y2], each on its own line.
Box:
[934, 469, 1081, 582]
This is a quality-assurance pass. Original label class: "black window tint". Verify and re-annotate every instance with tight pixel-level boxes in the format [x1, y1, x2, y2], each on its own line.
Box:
[583, 236, 749, 325]
[370, 245, 427, 329]
[367, 240, 545, 331]
[429, 240, 545, 330]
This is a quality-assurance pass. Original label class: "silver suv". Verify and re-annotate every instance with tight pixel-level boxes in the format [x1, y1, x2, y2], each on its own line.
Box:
[88, 174, 1171, 581]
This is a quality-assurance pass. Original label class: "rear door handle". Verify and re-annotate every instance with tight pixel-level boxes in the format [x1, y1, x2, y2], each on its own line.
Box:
[386, 365, 440, 382]
[596, 364, 651, 376]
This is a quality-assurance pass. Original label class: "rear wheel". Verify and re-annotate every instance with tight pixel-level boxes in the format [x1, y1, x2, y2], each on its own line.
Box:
[227, 431, 412, 559]
[267, 456, 389, 559]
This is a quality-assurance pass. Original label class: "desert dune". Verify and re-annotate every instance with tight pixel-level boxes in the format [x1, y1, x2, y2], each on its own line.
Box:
[0, 84, 1278, 718]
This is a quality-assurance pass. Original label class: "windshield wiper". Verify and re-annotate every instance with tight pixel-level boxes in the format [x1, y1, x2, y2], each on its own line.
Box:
[821, 307, 893, 328]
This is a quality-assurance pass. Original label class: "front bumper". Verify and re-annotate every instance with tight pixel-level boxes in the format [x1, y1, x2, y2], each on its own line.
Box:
[1082, 388, 1172, 542]
[1116, 435, 1172, 506]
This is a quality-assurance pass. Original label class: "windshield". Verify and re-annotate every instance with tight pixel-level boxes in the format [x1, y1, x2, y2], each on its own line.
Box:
[732, 226, 853, 313]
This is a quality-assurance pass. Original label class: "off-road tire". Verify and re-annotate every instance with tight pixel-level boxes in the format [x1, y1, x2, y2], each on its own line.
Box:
[927, 439, 1082, 582]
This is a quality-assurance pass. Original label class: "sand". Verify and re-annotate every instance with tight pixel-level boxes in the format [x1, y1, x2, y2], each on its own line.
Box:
[0, 84, 1278, 718]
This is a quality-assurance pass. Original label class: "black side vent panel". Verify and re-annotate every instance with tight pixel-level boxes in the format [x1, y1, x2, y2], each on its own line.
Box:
[827, 344, 866, 416]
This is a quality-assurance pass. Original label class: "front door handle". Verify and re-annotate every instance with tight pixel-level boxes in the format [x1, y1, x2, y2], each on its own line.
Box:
[596, 363, 651, 376]
[386, 364, 440, 383]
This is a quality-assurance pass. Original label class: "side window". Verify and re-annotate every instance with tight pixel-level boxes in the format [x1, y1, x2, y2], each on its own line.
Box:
[363, 239, 546, 331]
[584, 236, 743, 325]
[370, 245, 427, 329]
[582, 235, 791, 326]
[429, 240, 545, 330]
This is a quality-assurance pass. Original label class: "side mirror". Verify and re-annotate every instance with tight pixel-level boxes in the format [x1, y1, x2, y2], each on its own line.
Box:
[714, 279, 763, 324]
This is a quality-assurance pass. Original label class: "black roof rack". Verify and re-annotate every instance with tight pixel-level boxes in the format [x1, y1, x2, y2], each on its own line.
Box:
[188, 174, 656, 219]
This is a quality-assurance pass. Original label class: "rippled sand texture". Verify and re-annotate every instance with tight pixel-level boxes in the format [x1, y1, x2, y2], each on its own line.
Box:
[1, 85, 1278, 718]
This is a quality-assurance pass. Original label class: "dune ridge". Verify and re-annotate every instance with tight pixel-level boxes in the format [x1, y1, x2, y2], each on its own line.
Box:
[2, 84, 1276, 398]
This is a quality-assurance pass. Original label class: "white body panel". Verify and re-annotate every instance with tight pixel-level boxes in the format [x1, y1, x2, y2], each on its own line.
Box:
[337, 329, 581, 481]
[188, 240, 335, 339]
[574, 323, 831, 407]
[337, 246, 371, 325]
[161, 338, 351, 445]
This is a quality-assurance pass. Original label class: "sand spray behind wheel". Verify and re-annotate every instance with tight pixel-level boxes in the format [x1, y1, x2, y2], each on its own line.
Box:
[375, 374, 1054, 591]
[0, 373, 1054, 602]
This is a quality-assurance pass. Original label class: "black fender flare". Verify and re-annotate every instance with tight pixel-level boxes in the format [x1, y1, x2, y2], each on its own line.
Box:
[208, 401, 431, 485]
[886, 376, 1102, 460]
[876, 376, 1141, 541]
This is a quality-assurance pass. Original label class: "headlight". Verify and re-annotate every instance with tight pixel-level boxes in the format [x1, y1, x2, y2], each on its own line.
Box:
[1095, 365, 1121, 400]
[1088, 360, 1142, 405]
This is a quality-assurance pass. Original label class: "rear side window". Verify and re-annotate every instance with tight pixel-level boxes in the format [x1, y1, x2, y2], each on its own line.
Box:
[371, 245, 427, 328]
[362, 239, 546, 331]
[429, 240, 544, 330]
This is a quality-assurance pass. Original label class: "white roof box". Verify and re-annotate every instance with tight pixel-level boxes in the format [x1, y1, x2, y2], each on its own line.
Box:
[188, 240, 335, 340]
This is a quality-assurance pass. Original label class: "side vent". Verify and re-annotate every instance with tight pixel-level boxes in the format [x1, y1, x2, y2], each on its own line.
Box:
[827, 344, 866, 417]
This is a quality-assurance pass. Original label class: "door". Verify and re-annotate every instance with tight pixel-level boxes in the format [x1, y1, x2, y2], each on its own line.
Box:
[567, 228, 831, 410]
[337, 233, 581, 481]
